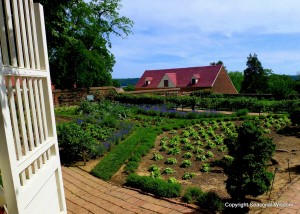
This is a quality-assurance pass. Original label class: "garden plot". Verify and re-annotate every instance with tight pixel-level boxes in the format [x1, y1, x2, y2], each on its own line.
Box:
[135, 116, 300, 200]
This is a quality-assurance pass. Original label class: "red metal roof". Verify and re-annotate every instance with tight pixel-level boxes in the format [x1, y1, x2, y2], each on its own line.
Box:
[135, 65, 222, 89]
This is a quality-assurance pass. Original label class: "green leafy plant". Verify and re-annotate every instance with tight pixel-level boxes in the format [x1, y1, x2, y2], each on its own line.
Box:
[182, 187, 204, 203]
[125, 174, 182, 198]
[200, 163, 211, 172]
[206, 151, 214, 158]
[168, 177, 178, 183]
[165, 158, 178, 165]
[162, 167, 175, 175]
[195, 141, 204, 146]
[205, 140, 216, 149]
[181, 160, 192, 168]
[150, 170, 161, 179]
[168, 147, 181, 155]
[152, 153, 164, 161]
[182, 143, 194, 151]
[182, 152, 193, 159]
[196, 155, 207, 161]
[160, 145, 169, 152]
[148, 164, 160, 172]
[193, 147, 204, 154]
[197, 191, 224, 211]
[181, 137, 190, 144]
[182, 172, 196, 180]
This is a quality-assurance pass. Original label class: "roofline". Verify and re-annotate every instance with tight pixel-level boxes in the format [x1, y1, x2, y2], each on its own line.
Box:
[211, 65, 239, 94]
[144, 64, 222, 72]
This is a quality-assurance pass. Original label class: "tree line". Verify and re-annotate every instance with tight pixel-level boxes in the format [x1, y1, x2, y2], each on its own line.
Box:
[227, 54, 298, 99]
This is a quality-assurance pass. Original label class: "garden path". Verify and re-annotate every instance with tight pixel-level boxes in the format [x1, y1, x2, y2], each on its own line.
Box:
[62, 167, 202, 214]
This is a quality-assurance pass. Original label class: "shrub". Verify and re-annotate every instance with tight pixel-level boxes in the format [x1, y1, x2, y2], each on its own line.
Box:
[195, 141, 204, 146]
[225, 120, 275, 200]
[205, 141, 216, 149]
[197, 191, 224, 211]
[160, 145, 169, 152]
[150, 170, 161, 179]
[182, 187, 204, 203]
[194, 147, 204, 154]
[165, 158, 178, 165]
[182, 172, 196, 180]
[162, 167, 175, 175]
[125, 174, 182, 198]
[181, 160, 192, 168]
[182, 152, 193, 159]
[235, 109, 249, 117]
[152, 153, 164, 161]
[57, 123, 103, 164]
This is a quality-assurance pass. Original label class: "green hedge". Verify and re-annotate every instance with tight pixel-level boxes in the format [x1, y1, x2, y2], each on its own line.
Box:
[91, 127, 157, 180]
[125, 174, 182, 198]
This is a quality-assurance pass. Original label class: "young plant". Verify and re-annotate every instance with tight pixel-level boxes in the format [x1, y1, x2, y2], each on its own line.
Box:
[182, 152, 193, 159]
[193, 147, 204, 154]
[217, 145, 228, 153]
[200, 163, 211, 172]
[206, 151, 214, 158]
[165, 157, 178, 165]
[168, 147, 181, 155]
[181, 137, 190, 144]
[168, 177, 178, 183]
[152, 153, 164, 161]
[205, 140, 216, 149]
[162, 167, 175, 175]
[148, 164, 160, 172]
[182, 143, 194, 151]
[195, 141, 204, 146]
[182, 172, 196, 180]
[160, 145, 169, 152]
[180, 160, 192, 168]
[196, 155, 207, 162]
[150, 170, 161, 179]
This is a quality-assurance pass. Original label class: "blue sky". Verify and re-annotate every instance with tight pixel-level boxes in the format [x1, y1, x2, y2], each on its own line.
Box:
[110, 0, 300, 78]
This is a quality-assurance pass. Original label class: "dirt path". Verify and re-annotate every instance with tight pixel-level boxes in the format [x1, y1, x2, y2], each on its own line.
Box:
[62, 167, 202, 214]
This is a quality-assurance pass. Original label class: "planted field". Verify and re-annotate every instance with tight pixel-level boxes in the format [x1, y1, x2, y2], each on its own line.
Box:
[135, 116, 295, 198]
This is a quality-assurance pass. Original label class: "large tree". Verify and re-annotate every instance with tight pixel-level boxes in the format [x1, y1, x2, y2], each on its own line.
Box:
[34, 0, 133, 89]
[241, 54, 270, 93]
[267, 74, 295, 99]
[225, 121, 275, 201]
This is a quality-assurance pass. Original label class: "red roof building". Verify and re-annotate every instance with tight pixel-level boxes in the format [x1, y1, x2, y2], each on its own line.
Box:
[135, 65, 238, 94]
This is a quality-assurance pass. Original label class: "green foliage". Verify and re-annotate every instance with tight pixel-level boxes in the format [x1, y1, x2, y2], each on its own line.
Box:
[267, 74, 296, 99]
[168, 147, 181, 155]
[241, 54, 270, 93]
[180, 160, 192, 168]
[165, 158, 178, 165]
[196, 155, 207, 162]
[182, 152, 193, 159]
[197, 191, 224, 211]
[206, 151, 214, 158]
[92, 127, 156, 180]
[152, 153, 164, 161]
[193, 147, 204, 154]
[182, 143, 194, 151]
[205, 141, 216, 149]
[167, 177, 178, 184]
[182, 187, 204, 203]
[150, 170, 161, 179]
[125, 174, 182, 198]
[57, 123, 103, 164]
[182, 172, 196, 180]
[162, 167, 175, 175]
[235, 109, 249, 117]
[200, 163, 211, 172]
[224, 120, 276, 200]
[228, 71, 244, 92]
[123, 84, 135, 91]
[37, 0, 134, 88]
[148, 165, 160, 172]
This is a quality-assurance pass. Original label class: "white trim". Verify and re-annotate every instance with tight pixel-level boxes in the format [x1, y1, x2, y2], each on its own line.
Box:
[3, 66, 48, 77]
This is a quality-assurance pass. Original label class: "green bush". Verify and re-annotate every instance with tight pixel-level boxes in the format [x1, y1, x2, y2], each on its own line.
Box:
[125, 174, 182, 198]
[180, 160, 192, 168]
[235, 109, 249, 117]
[182, 187, 204, 203]
[162, 167, 175, 175]
[197, 191, 224, 211]
[57, 123, 103, 164]
[182, 152, 193, 159]
[200, 163, 211, 172]
[182, 172, 196, 180]
[152, 153, 164, 161]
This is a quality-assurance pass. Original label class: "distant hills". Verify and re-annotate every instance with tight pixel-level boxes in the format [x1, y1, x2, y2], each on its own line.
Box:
[114, 78, 139, 87]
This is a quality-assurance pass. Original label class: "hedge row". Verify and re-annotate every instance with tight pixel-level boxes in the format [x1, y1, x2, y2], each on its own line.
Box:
[125, 174, 182, 198]
[91, 127, 157, 180]
[115, 93, 300, 113]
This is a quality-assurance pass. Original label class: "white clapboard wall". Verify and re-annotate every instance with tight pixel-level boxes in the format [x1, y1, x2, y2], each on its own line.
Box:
[0, 0, 67, 213]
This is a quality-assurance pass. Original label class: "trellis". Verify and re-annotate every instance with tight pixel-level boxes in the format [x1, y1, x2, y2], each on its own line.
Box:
[0, 0, 67, 213]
